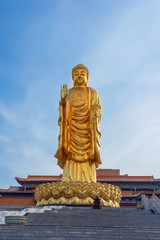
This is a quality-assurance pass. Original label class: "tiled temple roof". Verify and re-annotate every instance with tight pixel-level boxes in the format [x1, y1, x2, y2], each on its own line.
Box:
[98, 175, 155, 182]
[122, 190, 142, 197]
[96, 169, 120, 176]
[0, 186, 22, 192]
[15, 169, 157, 185]
[15, 174, 62, 184]
[0, 186, 34, 193]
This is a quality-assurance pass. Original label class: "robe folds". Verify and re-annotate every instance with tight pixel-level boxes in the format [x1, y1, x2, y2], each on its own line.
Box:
[54, 86, 102, 183]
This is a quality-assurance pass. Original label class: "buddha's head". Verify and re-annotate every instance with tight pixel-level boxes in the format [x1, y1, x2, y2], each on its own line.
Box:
[72, 64, 89, 87]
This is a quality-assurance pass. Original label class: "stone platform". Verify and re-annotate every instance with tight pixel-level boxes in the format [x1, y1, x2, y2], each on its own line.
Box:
[0, 206, 160, 239]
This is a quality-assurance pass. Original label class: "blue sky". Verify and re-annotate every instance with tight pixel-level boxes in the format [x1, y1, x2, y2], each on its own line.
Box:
[0, 0, 160, 189]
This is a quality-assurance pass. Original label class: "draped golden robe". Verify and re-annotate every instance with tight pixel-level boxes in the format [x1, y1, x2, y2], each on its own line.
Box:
[55, 86, 102, 183]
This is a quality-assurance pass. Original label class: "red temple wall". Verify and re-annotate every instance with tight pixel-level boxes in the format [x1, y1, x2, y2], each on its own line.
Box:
[0, 197, 36, 206]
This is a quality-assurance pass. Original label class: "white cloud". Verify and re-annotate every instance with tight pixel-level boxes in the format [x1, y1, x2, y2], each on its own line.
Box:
[0, 102, 17, 124]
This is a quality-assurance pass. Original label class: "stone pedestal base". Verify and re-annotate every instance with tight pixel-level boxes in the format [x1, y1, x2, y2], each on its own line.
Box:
[5, 216, 27, 225]
[35, 182, 122, 207]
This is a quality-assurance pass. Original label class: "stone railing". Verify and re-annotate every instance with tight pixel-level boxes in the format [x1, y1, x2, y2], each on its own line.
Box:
[0, 205, 63, 224]
[141, 194, 160, 214]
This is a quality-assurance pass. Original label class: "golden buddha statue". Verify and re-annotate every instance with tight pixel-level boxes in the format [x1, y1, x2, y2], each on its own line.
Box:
[34, 64, 122, 207]
[55, 64, 102, 183]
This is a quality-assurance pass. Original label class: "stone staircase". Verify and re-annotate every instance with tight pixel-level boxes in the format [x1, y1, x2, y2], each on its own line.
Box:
[0, 207, 160, 239]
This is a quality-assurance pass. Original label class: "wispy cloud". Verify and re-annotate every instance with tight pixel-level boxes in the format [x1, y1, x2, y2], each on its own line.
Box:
[0, 103, 17, 123]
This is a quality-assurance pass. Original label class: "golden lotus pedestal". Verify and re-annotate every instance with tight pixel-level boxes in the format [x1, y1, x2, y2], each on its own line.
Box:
[35, 181, 122, 207]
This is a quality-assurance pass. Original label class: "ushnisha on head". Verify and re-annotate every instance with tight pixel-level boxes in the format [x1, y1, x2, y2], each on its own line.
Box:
[72, 64, 89, 87]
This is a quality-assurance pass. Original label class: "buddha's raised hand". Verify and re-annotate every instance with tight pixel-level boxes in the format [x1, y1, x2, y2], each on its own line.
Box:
[61, 84, 68, 98]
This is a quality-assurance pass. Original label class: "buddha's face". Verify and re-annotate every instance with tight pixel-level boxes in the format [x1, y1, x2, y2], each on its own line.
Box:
[73, 69, 88, 87]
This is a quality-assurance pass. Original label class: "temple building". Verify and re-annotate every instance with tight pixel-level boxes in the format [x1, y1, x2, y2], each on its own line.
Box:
[0, 169, 160, 208]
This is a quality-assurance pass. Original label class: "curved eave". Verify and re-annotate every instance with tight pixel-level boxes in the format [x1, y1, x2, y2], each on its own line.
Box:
[15, 179, 61, 186]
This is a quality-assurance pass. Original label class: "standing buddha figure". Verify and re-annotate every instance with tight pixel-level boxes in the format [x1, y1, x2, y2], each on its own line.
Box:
[35, 64, 122, 207]
[55, 64, 102, 183]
